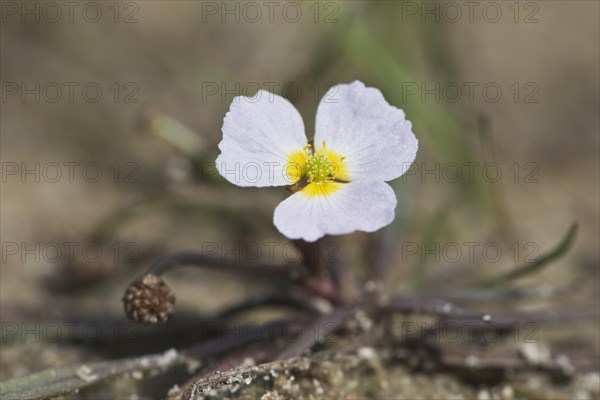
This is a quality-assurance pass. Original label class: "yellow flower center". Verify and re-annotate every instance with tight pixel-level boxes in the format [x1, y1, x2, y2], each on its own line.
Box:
[286, 141, 348, 197]
[305, 153, 333, 184]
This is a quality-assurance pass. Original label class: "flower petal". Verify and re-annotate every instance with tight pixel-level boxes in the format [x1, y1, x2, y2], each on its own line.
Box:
[273, 180, 397, 242]
[216, 90, 307, 187]
[314, 81, 418, 182]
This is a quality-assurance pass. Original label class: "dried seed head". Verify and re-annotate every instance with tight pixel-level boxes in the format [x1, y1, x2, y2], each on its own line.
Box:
[123, 274, 175, 324]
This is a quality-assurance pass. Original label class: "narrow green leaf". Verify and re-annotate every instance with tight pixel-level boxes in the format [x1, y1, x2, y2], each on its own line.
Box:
[0, 349, 184, 400]
[479, 223, 578, 288]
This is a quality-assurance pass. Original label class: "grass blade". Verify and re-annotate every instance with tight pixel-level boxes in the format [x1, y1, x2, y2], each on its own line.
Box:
[479, 223, 578, 288]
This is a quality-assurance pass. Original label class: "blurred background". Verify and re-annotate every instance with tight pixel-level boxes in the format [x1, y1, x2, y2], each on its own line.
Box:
[1, 0, 598, 395]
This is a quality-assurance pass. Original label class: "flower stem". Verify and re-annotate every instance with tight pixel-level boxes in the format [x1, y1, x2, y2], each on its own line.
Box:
[145, 251, 304, 279]
[123, 251, 307, 324]
[293, 239, 344, 305]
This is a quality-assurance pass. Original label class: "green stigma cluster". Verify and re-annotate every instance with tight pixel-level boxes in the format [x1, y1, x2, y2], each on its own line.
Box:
[305, 153, 334, 184]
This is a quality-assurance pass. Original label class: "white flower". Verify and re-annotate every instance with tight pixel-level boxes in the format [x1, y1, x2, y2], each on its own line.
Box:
[216, 81, 418, 242]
